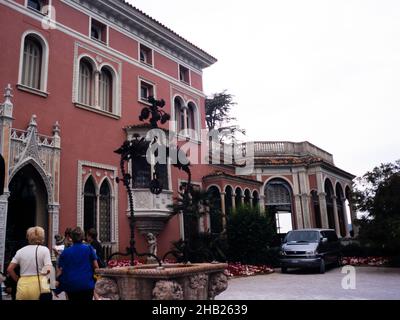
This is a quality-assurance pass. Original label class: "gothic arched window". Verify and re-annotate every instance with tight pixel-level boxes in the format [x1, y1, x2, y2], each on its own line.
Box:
[84, 177, 97, 232]
[99, 181, 111, 242]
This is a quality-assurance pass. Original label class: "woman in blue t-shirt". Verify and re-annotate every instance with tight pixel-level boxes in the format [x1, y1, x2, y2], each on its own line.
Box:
[56, 227, 99, 301]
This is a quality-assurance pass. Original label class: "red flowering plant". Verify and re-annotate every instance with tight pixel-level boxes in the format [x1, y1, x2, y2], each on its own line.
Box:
[225, 262, 274, 278]
[107, 259, 143, 268]
[341, 256, 389, 266]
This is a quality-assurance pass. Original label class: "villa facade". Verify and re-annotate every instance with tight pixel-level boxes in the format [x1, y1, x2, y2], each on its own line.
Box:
[0, 0, 355, 271]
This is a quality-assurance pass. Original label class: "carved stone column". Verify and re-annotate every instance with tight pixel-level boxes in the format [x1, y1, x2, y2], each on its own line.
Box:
[48, 204, 60, 249]
[220, 192, 226, 230]
[318, 192, 329, 228]
[231, 194, 236, 210]
[0, 84, 14, 271]
[0, 194, 9, 271]
[332, 196, 341, 237]
[301, 193, 311, 228]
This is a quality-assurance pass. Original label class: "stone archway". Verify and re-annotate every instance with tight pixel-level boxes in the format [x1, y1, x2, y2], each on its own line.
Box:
[4, 163, 49, 267]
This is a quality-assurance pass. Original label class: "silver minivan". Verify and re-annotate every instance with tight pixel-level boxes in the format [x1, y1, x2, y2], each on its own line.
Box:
[279, 229, 341, 274]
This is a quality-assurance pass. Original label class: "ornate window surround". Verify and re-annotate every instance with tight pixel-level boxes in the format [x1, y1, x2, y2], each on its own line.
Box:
[77, 160, 119, 244]
[18, 30, 50, 97]
[72, 42, 122, 119]
[170, 87, 201, 143]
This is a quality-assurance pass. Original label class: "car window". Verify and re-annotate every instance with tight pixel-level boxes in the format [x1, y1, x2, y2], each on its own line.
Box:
[284, 231, 320, 243]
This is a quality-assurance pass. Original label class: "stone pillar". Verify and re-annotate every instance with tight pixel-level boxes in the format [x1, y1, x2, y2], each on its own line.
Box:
[94, 71, 100, 107]
[318, 192, 329, 228]
[341, 197, 351, 237]
[182, 106, 188, 135]
[0, 84, 14, 193]
[316, 170, 329, 228]
[0, 194, 9, 272]
[259, 194, 265, 214]
[220, 192, 226, 230]
[332, 196, 341, 237]
[0, 85, 14, 272]
[298, 169, 311, 228]
[48, 204, 60, 261]
[231, 194, 236, 211]
[301, 194, 311, 228]
[294, 194, 303, 229]
[249, 196, 253, 208]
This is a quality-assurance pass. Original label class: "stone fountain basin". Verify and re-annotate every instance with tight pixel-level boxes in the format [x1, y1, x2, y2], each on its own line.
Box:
[95, 263, 228, 300]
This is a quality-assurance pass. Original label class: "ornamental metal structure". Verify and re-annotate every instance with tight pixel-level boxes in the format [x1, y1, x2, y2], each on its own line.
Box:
[108, 96, 192, 267]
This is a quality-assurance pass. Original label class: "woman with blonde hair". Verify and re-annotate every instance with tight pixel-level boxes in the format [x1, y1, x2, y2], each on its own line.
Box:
[7, 226, 52, 300]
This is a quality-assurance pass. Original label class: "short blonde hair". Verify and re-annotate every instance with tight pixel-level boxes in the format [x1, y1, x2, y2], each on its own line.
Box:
[27, 226, 45, 245]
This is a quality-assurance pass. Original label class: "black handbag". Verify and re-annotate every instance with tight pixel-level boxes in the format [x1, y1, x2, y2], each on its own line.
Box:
[35, 245, 53, 301]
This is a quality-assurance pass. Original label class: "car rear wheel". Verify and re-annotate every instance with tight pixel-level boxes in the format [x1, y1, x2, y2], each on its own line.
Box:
[319, 259, 326, 274]
[281, 267, 288, 274]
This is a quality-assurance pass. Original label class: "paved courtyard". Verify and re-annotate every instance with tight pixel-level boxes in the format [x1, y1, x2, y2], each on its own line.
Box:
[217, 266, 400, 300]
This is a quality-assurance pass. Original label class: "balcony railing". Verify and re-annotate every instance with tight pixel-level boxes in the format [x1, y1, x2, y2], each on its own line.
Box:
[252, 141, 334, 164]
[208, 141, 334, 165]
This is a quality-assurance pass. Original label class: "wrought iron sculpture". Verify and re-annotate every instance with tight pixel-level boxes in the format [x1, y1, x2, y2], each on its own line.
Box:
[108, 96, 192, 267]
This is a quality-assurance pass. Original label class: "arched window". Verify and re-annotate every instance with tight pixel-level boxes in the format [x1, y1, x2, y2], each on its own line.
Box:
[99, 68, 113, 112]
[311, 190, 322, 228]
[173, 98, 198, 138]
[252, 190, 259, 208]
[99, 181, 111, 242]
[244, 189, 251, 205]
[235, 187, 242, 208]
[224, 186, 233, 214]
[208, 186, 222, 234]
[324, 179, 335, 229]
[84, 177, 97, 232]
[22, 36, 42, 89]
[174, 97, 185, 132]
[265, 179, 293, 234]
[336, 184, 346, 237]
[78, 59, 94, 105]
[187, 102, 196, 131]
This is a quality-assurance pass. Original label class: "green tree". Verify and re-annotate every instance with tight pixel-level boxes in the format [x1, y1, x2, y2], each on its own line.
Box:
[226, 206, 277, 265]
[354, 160, 400, 257]
[205, 91, 245, 142]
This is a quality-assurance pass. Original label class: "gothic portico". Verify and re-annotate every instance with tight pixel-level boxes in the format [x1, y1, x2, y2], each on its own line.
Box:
[0, 85, 61, 270]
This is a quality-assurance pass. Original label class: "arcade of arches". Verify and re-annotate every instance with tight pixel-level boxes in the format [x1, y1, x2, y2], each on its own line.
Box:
[203, 176, 353, 238]
[205, 185, 260, 234]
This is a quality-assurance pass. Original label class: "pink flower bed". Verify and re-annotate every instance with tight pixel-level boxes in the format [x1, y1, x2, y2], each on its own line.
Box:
[342, 257, 389, 266]
[226, 262, 274, 278]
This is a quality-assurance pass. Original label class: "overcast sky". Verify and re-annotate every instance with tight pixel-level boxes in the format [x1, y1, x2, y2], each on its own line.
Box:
[128, 0, 400, 178]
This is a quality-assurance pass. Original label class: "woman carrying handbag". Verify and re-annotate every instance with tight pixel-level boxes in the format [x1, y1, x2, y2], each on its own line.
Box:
[35, 245, 52, 300]
[7, 226, 53, 300]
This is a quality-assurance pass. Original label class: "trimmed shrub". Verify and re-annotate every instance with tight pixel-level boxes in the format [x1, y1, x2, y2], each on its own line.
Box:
[226, 206, 277, 265]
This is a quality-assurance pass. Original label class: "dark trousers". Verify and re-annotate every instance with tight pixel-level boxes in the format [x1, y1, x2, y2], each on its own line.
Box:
[66, 290, 94, 301]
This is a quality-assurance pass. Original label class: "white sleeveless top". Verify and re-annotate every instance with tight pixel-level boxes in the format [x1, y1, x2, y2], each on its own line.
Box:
[11, 245, 52, 276]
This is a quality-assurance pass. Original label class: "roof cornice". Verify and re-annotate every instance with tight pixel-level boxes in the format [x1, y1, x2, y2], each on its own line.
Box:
[69, 0, 217, 70]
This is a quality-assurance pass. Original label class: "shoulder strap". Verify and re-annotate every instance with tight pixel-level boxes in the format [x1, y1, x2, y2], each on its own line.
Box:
[35, 245, 42, 293]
